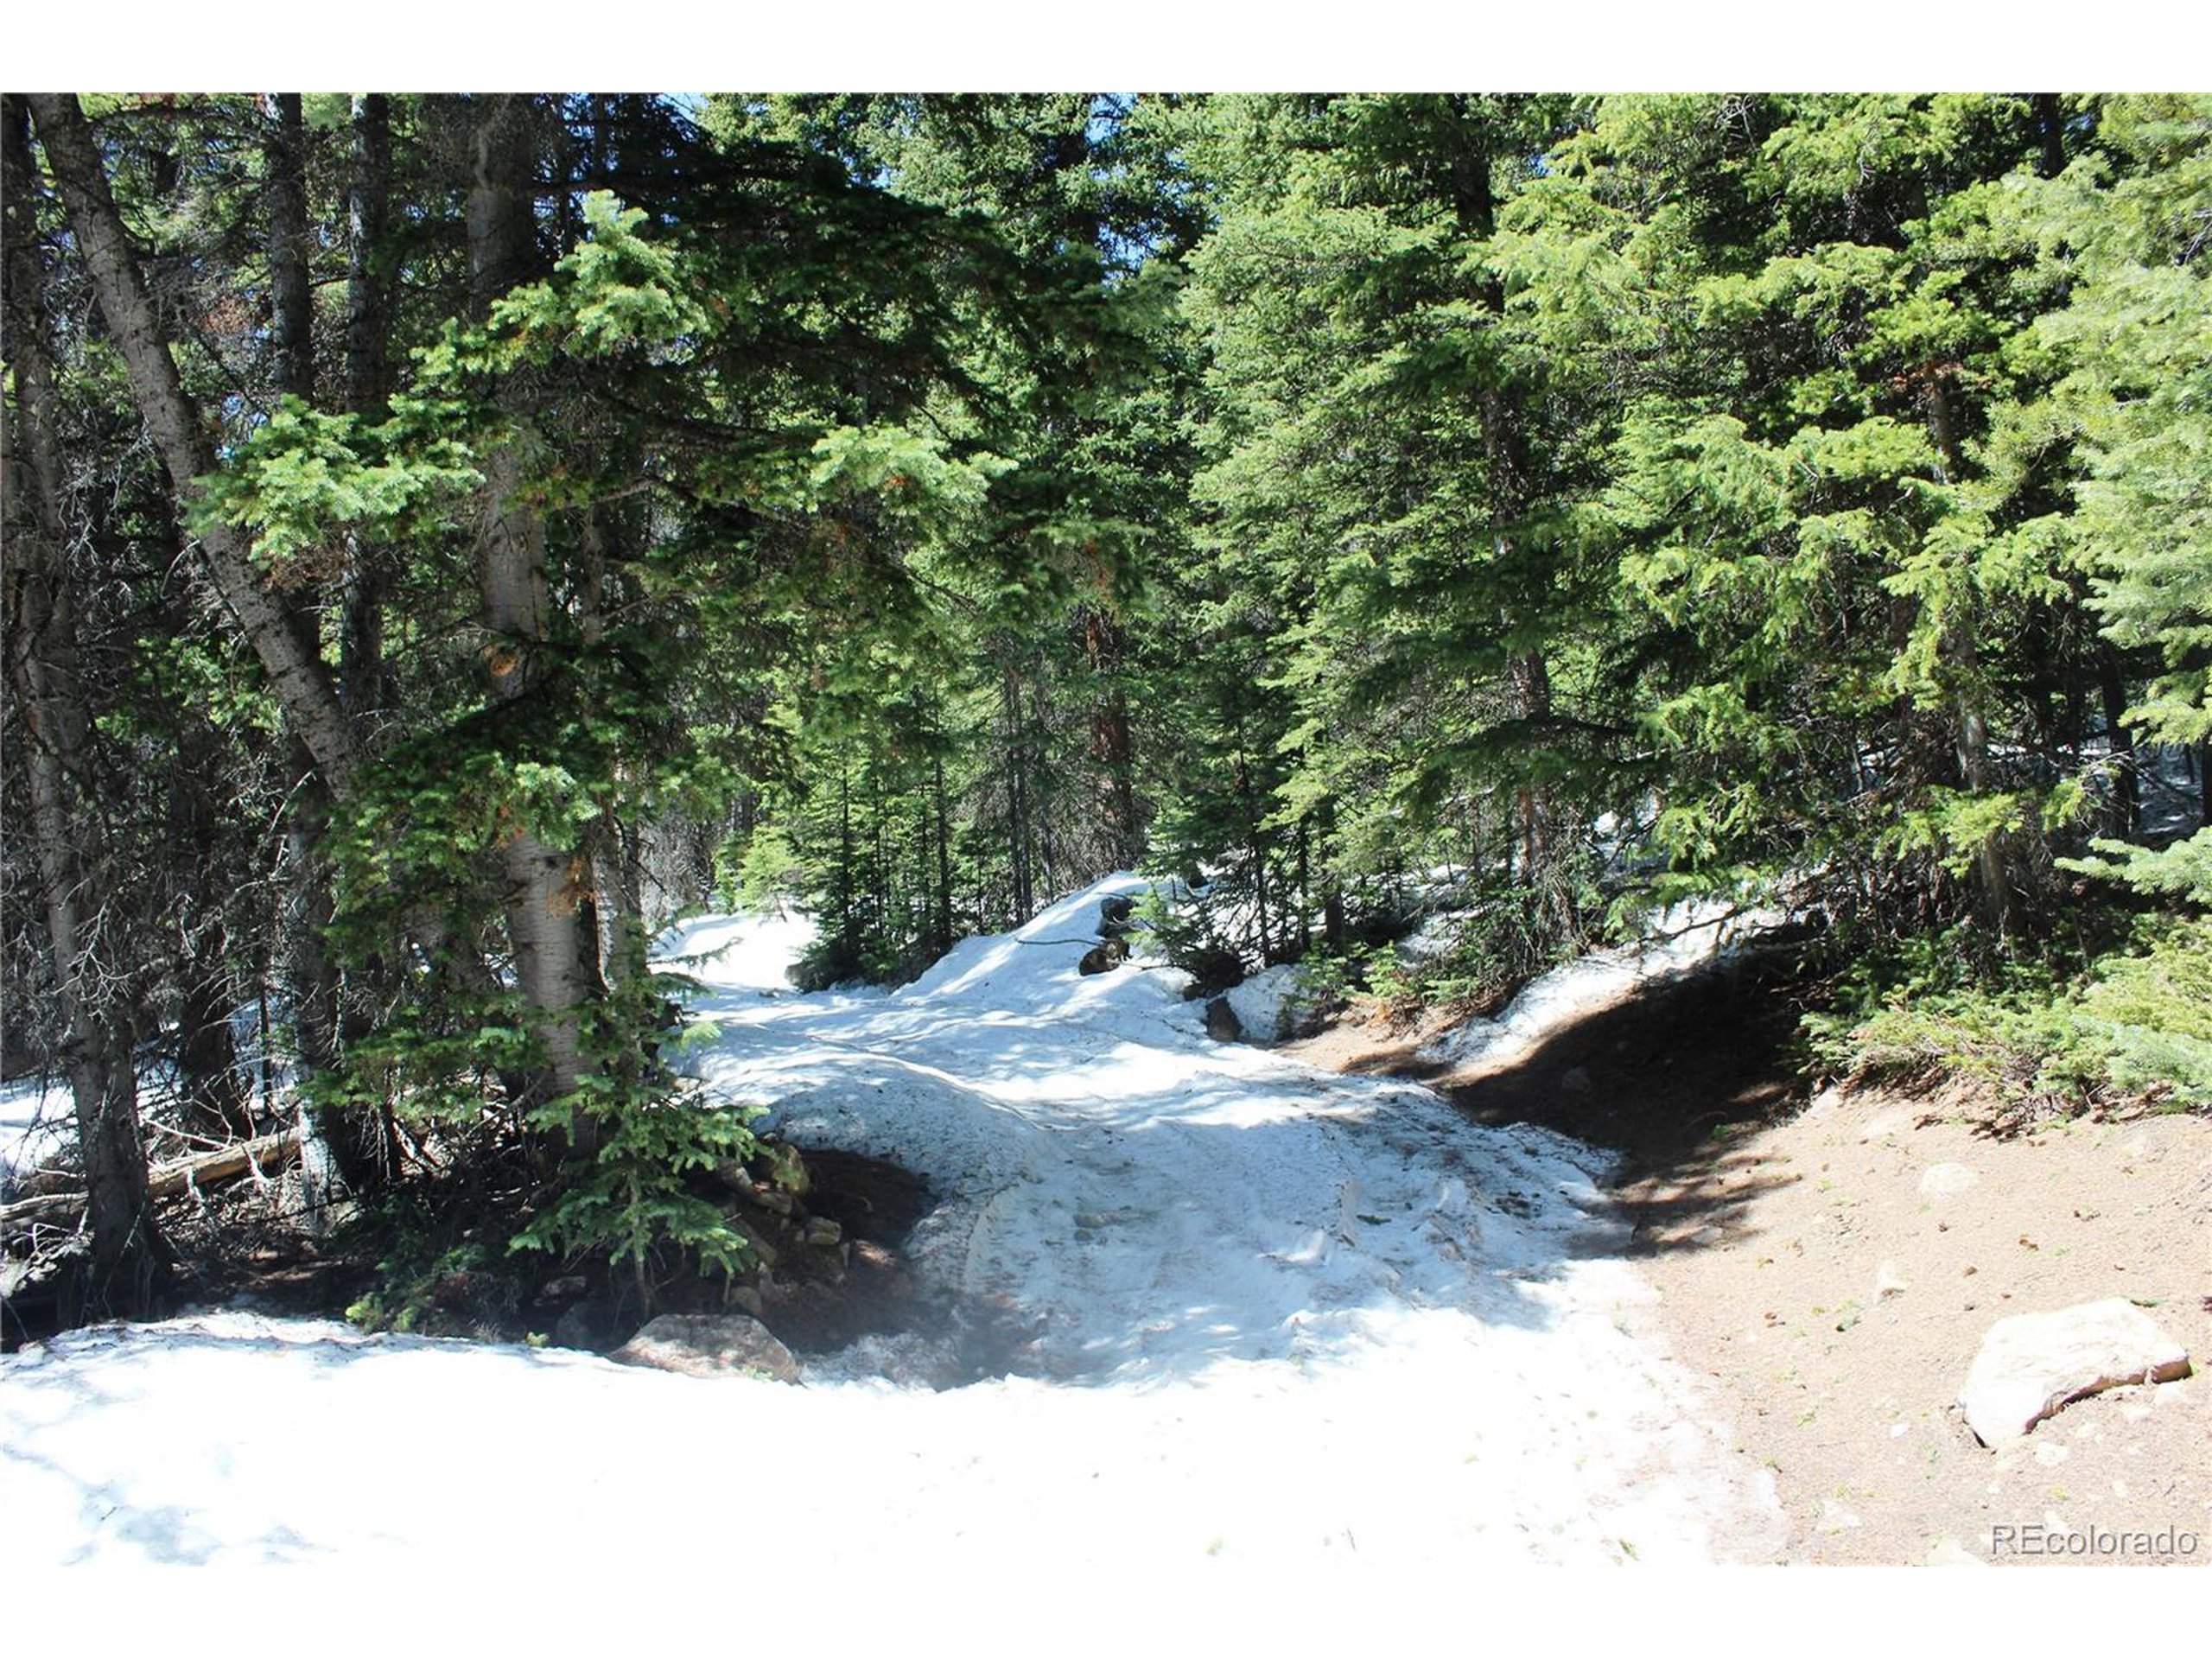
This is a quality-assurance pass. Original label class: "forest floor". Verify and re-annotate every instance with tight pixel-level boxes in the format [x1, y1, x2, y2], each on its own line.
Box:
[1287, 962, 2212, 1567]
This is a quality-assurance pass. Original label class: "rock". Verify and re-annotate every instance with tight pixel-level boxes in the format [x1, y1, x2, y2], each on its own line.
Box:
[1077, 938, 1128, 976]
[1223, 963, 1313, 1042]
[1559, 1065, 1592, 1096]
[542, 1274, 588, 1300]
[609, 1313, 802, 1383]
[1205, 996, 1244, 1043]
[742, 1185, 796, 1217]
[803, 1216, 842, 1249]
[725, 1284, 766, 1318]
[731, 1216, 780, 1268]
[1815, 1498, 1862, 1534]
[760, 1140, 810, 1197]
[1922, 1536, 1983, 1567]
[1875, 1261, 1910, 1299]
[1919, 1162, 1980, 1198]
[550, 1299, 618, 1351]
[1180, 947, 1244, 1000]
[1858, 1108, 1911, 1142]
[1958, 1298, 2192, 1447]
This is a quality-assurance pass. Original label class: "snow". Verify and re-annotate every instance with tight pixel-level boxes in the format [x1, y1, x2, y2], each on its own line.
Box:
[0, 1075, 67, 1197]
[1, 874, 1782, 1564]
[2, 998, 300, 1198]
[655, 906, 820, 995]
[1220, 962, 1315, 1040]
[1415, 897, 1775, 1071]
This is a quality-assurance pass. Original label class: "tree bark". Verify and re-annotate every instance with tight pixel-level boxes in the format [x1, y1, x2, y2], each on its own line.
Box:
[3, 96, 166, 1315]
[264, 93, 314, 404]
[933, 749, 954, 954]
[26, 93, 361, 794]
[340, 93, 392, 723]
[2096, 644, 2139, 842]
[156, 629, 254, 1142]
[2, 1130, 303, 1230]
[1001, 661, 1033, 919]
[253, 92, 394, 1191]
[465, 95, 602, 1146]
[1081, 605, 1141, 869]
[1925, 375, 2018, 936]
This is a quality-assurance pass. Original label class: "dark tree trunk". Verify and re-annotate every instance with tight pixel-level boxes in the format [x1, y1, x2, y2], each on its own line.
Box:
[1001, 662, 1033, 920]
[933, 749, 954, 954]
[3, 96, 166, 1315]
[264, 93, 314, 403]
[340, 93, 392, 724]
[2096, 645, 2139, 842]
[258, 93, 396, 1190]
[175, 969, 252, 1141]
[1925, 376, 2017, 936]
[166, 716, 253, 1143]
[1443, 97, 1569, 929]
[2033, 94, 2069, 182]
[1081, 606, 1141, 869]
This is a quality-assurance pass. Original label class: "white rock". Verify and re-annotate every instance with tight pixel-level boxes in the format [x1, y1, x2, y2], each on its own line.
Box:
[1875, 1261, 1910, 1298]
[1919, 1162, 1980, 1197]
[609, 1313, 802, 1383]
[1958, 1299, 2192, 1447]
[1922, 1536, 1983, 1567]
[1222, 963, 1313, 1043]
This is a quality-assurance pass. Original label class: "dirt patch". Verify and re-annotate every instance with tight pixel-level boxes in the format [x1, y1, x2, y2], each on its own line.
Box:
[1290, 964, 2212, 1567]
[1294, 955, 1806, 1176]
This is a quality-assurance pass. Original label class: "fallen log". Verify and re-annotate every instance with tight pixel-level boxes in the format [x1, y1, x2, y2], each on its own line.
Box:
[0, 1129, 301, 1231]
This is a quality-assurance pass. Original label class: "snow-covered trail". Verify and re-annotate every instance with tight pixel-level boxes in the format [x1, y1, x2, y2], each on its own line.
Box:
[1, 877, 1782, 1564]
[676, 879, 1648, 1386]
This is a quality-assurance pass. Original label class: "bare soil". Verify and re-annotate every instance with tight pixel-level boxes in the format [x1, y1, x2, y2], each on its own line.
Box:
[1287, 960, 2212, 1567]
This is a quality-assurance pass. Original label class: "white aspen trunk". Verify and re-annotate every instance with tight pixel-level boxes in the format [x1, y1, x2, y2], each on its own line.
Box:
[466, 96, 601, 1145]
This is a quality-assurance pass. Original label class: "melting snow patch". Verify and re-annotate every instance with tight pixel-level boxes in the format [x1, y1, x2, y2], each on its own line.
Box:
[1222, 963, 1316, 1043]
[1417, 897, 1775, 1071]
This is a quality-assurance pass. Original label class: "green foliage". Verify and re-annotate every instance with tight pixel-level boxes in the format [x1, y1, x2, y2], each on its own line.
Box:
[2066, 827, 2212, 908]
[1808, 913, 2212, 1114]
[305, 986, 544, 1137]
[346, 1231, 518, 1338]
[493, 192, 710, 362]
[509, 1088, 763, 1303]
[190, 397, 481, 582]
[511, 931, 766, 1307]
[1129, 881, 1240, 979]
[2075, 918, 2212, 1108]
[22, 90, 2212, 1341]
[1343, 880, 1591, 1023]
